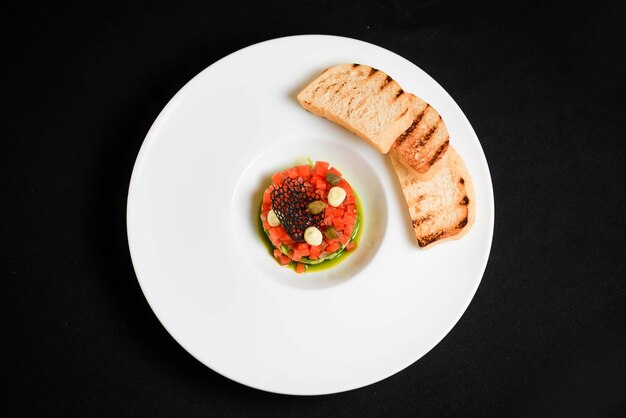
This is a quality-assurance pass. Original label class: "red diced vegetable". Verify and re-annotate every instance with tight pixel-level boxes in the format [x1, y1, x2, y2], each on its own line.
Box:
[347, 204, 357, 213]
[273, 249, 282, 258]
[332, 208, 345, 218]
[346, 242, 356, 251]
[338, 179, 352, 193]
[293, 248, 309, 260]
[344, 224, 354, 237]
[325, 242, 340, 253]
[314, 161, 329, 176]
[277, 254, 292, 265]
[342, 214, 356, 226]
[275, 225, 287, 239]
[316, 180, 327, 191]
[272, 172, 284, 184]
[297, 165, 310, 178]
[269, 228, 281, 242]
[346, 195, 356, 205]
[295, 263, 306, 273]
[309, 245, 322, 257]
[338, 233, 350, 245]
[263, 189, 271, 204]
[287, 167, 299, 178]
[262, 220, 271, 231]
[297, 242, 308, 250]
[332, 218, 345, 230]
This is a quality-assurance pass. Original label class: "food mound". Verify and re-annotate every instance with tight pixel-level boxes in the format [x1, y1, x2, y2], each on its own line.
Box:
[260, 161, 359, 273]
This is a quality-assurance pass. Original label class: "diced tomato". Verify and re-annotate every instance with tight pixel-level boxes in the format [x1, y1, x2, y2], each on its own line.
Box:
[295, 263, 306, 273]
[324, 216, 333, 226]
[332, 208, 345, 218]
[342, 214, 356, 226]
[325, 238, 338, 245]
[297, 165, 310, 178]
[329, 167, 342, 177]
[308, 254, 318, 260]
[338, 233, 350, 245]
[325, 242, 340, 254]
[263, 189, 271, 204]
[273, 249, 282, 258]
[293, 248, 309, 260]
[277, 228, 289, 241]
[347, 204, 357, 214]
[297, 242, 309, 250]
[287, 167, 299, 178]
[277, 254, 292, 265]
[262, 203, 271, 213]
[346, 242, 356, 251]
[346, 195, 356, 205]
[272, 172, 284, 185]
[269, 228, 281, 242]
[262, 220, 271, 231]
[344, 224, 354, 237]
[332, 218, 345, 230]
[314, 161, 330, 176]
[338, 179, 352, 194]
[315, 179, 327, 191]
[309, 245, 322, 257]
[283, 237, 295, 245]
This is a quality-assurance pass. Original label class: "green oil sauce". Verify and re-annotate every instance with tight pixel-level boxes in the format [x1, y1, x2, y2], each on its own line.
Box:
[257, 190, 364, 274]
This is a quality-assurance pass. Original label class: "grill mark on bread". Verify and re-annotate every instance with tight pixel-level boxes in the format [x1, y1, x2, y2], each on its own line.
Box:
[352, 63, 359, 68]
[395, 106, 428, 146]
[418, 230, 445, 247]
[459, 177, 465, 184]
[346, 97, 355, 117]
[323, 82, 337, 94]
[412, 214, 431, 228]
[368, 67, 379, 77]
[398, 107, 408, 118]
[380, 75, 392, 90]
[334, 81, 347, 95]
[427, 139, 449, 166]
[416, 119, 440, 147]
[393, 89, 405, 100]
[460, 196, 469, 205]
[457, 217, 468, 229]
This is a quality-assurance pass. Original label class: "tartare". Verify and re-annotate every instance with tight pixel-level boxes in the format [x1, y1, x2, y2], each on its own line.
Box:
[260, 161, 359, 273]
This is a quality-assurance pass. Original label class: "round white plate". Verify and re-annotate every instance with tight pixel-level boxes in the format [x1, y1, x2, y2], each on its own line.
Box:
[127, 35, 494, 395]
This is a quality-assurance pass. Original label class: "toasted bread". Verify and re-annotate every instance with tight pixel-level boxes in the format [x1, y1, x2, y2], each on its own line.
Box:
[297, 64, 414, 153]
[389, 146, 475, 249]
[392, 94, 450, 174]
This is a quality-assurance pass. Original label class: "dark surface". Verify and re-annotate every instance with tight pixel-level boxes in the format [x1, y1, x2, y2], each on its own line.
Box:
[3, 1, 625, 416]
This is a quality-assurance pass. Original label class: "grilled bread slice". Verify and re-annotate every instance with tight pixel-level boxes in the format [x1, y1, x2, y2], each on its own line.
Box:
[392, 94, 450, 174]
[389, 146, 475, 249]
[297, 63, 414, 153]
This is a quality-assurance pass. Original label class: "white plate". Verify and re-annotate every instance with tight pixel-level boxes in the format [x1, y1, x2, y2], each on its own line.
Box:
[127, 35, 494, 395]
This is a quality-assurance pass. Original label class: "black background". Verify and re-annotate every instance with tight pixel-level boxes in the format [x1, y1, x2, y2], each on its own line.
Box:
[3, 1, 625, 416]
